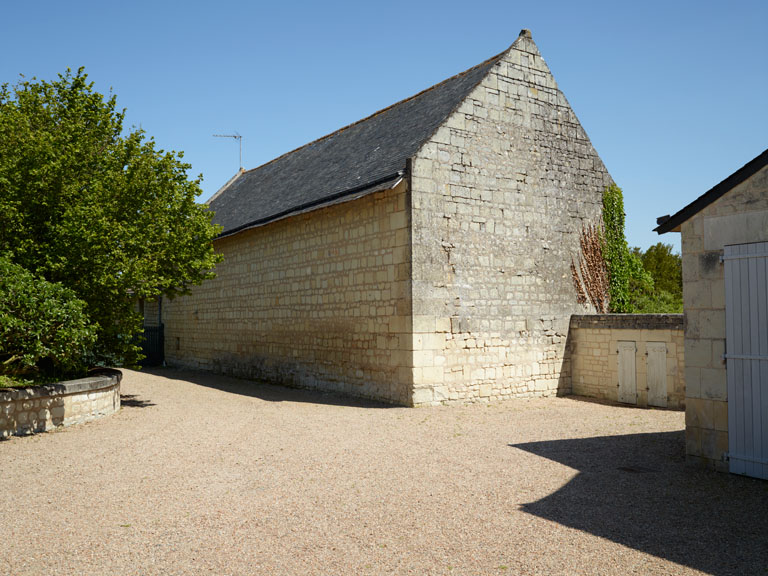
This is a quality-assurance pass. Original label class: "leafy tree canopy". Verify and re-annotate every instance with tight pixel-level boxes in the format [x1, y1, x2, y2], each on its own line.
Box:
[629, 243, 683, 313]
[0, 68, 221, 367]
[641, 243, 682, 297]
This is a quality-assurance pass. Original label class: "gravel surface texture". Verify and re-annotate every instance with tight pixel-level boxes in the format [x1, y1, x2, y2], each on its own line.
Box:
[2, 368, 767, 576]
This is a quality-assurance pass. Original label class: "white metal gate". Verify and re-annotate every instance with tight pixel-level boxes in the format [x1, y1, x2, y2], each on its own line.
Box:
[724, 241, 768, 479]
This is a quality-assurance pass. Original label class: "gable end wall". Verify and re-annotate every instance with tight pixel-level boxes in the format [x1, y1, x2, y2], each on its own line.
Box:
[409, 36, 612, 404]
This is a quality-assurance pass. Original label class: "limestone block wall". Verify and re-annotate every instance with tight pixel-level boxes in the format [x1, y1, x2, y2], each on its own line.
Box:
[409, 33, 612, 404]
[681, 164, 768, 470]
[163, 183, 413, 405]
[570, 315, 685, 409]
[0, 374, 121, 438]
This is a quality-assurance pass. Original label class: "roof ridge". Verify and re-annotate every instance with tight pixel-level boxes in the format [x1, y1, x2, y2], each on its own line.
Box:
[239, 44, 511, 177]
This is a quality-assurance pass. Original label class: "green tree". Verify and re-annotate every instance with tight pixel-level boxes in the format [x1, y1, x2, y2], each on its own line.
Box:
[0, 257, 96, 377]
[628, 243, 683, 313]
[641, 243, 682, 297]
[0, 68, 221, 367]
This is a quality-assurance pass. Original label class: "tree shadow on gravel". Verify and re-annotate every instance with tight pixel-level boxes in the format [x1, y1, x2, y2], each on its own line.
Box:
[511, 431, 768, 576]
[120, 394, 156, 408]
[140, 367, 397, 409]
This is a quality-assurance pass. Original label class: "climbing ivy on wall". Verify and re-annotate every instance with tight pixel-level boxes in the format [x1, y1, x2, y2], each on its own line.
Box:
[572, 184, 680, 314]
[603, 183, 644, 313]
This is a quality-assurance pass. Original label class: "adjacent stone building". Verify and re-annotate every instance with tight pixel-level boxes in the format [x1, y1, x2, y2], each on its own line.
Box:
[656, 148, 768, 478]
[163, 30, 613, 405]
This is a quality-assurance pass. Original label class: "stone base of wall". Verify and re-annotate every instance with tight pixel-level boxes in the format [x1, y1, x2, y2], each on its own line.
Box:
[409, 315, 572, 407]
[685, 397, 729, 472]
[168, 356, 410, 406]
[0, 372, 121, 438]
[686, 453, 729, 473]
[570, 315, 685, 410]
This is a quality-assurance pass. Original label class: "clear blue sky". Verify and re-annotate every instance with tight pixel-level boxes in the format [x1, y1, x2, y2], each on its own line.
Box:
[2, 0, 766, 252]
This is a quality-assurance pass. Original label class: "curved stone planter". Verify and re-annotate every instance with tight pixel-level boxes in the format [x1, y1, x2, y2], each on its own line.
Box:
[0, 371, 121, 438]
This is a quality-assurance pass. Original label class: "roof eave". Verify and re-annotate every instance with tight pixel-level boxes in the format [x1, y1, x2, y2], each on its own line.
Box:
[215, 172, 405, 241]
[655, 148, 768, 234]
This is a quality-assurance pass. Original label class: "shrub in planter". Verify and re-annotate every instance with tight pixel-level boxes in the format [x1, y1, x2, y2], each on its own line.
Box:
[0, 256, 96, 377]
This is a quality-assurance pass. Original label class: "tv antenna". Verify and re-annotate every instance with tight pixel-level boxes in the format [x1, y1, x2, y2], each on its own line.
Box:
[213, 132, 243, 170]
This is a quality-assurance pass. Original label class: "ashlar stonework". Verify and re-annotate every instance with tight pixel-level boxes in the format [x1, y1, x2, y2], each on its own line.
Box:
[656, 149, 768, 473]
[162, 30, 613, 405]
[409, 35, 610, 403]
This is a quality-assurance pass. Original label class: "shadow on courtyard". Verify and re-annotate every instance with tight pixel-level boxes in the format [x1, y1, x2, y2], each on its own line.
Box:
[141, 367, 396, 409]
[120, 394, 156, 408]
[511, 431, 768, 575]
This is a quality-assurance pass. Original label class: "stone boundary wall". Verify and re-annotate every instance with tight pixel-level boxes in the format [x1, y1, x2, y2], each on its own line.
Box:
[0, 372, 121, 438]
[570, 315, 685, 409]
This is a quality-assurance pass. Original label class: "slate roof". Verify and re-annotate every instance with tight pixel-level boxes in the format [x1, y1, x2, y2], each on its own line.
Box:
[209, 47, 509, 237]
[655, 148, 768, 234]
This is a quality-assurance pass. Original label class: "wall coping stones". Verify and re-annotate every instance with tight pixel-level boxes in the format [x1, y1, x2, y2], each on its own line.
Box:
[0, 370, 122, 438]
[0, 372, 122, 402]
[570, 314, 684, 330]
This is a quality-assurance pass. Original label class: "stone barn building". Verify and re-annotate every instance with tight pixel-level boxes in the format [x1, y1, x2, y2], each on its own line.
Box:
[162, 30, 613, 405]
[656, 148, 768, 478]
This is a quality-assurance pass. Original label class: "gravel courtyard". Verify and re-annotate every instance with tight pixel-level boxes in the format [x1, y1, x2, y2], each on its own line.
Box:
[2, 369, 767, 576]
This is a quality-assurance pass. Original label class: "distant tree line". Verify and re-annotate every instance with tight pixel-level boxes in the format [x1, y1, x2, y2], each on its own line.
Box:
[627, 242, 682, 313]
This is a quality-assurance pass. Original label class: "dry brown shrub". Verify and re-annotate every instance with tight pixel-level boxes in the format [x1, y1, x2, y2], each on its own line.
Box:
[571, 222, 609, 313]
